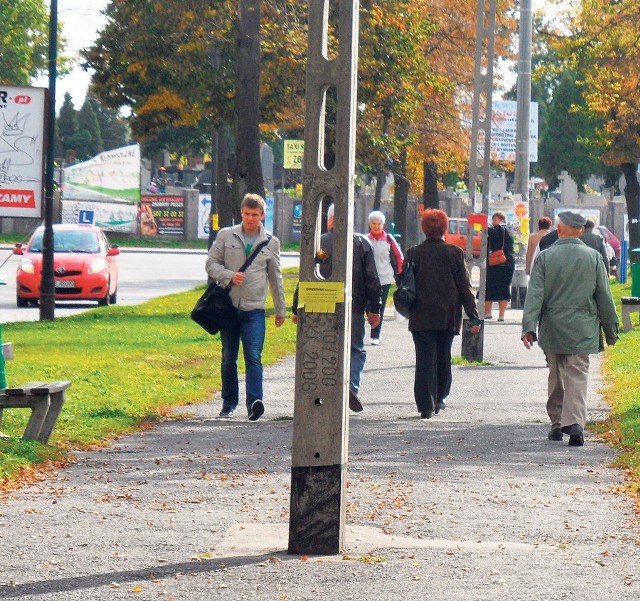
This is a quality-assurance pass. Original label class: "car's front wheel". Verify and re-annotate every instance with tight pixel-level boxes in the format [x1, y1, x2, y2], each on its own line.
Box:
[16, 293, 28, 308]
[97, 289, 110, 307]
[109, 288, 118, 305]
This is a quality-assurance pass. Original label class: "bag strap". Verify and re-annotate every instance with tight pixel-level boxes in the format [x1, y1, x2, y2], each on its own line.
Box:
[239, 234, 272, 273]
[225, 234, 272, 290]
[500, 226, 506, 250]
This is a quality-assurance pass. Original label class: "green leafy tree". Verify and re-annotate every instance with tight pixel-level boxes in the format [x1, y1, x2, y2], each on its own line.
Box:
[537, 72, 600, 191]
[56, 93, 77, 160]
[77, 97, 103, 156]
[0, 0, 51, 84]
[87, 94, 130, 150]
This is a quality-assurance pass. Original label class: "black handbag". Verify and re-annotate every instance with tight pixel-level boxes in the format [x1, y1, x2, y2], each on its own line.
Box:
[392, 255, 416, 319]
[191, 235, 271, 335]
[191, 282, 236, 335]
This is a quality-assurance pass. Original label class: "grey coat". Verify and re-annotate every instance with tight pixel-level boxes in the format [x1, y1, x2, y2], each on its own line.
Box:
[205, 223, 286, 317]
[522, 237, 618, 354]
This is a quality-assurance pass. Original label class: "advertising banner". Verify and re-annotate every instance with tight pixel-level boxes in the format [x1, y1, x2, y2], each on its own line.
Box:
[64, 144, 141, 202]
[62, 199, 138, 233]
[0, 86, 46, 218]
[489, 101, 539, 162]
[140, 194, 185, 236]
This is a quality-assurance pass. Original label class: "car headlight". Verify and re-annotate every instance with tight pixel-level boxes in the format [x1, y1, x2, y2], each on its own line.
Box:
[19, 259, 35, 274]
[89, 258, 107, 274]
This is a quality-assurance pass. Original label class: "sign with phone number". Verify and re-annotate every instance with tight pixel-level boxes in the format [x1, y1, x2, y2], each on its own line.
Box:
[140, 195, 185, 236]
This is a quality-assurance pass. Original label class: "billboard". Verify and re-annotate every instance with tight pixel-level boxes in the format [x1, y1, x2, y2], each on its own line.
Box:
[0, 86, 47, 218]
[64, 144, 141, 202]
[490, 101, 539, 162]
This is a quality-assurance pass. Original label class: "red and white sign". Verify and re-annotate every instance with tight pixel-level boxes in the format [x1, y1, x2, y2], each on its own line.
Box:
[0, 189, 36, 208]
[0, 86, 47, 218]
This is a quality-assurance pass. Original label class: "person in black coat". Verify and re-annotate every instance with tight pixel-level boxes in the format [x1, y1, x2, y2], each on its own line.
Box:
[292, 204, 382, 411]
[485, 211, 515, 321]
[407, 209, 481, 419]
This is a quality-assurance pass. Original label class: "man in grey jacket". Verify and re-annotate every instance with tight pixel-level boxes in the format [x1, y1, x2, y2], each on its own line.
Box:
[522, 210, 618, 446]
[206, 194, 286, 421]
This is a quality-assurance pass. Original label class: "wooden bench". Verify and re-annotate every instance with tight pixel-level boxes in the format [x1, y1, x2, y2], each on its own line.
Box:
[621, 297, 640, 332]
[0, 381, 72, 444]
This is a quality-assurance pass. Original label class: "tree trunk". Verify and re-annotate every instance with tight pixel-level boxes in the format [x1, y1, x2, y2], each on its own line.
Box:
[217, 126, 236, 228]
[232, 0, 264, 213]
[373, 164, 386, 210]
[422, 160, 439, 209]
[621, 162, 640, 258]
[392, 148, 409, 245]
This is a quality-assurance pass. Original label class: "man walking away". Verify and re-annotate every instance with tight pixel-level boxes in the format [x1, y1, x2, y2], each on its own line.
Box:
[580, 219, 610, 275]
[206, 194, 286, 421]
[521, 210, 618, 446]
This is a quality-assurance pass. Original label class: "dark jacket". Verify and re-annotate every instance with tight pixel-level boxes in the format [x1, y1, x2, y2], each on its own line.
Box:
[407, 238, 479, 333]
[538, 229, 558, 251]
[580, 230, 610, 274]
[292, 231, 382, 316]
[319, 231, 382, 314]
[487, 223, 515, 267]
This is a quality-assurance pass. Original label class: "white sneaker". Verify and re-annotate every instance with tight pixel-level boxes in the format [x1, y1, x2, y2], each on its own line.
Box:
[370, 338, 380, 346]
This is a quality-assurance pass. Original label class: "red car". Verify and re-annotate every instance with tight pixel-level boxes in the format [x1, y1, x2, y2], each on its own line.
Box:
[14, 224, 120, 307]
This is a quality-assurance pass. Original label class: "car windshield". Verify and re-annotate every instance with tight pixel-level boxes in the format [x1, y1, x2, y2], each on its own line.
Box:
[29, 231, 100, 253]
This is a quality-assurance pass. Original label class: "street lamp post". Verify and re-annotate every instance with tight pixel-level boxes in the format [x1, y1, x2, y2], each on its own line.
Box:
[40, 0, 59, 321]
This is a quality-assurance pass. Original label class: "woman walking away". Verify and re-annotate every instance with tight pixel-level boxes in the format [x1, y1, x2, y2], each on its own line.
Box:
[407, 210, 481, 419]
[485, 211, 515, 321]
[367, 210, 403, 345]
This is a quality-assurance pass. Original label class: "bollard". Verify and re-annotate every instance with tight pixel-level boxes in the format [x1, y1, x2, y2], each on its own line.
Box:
[510, 268, 528, 309]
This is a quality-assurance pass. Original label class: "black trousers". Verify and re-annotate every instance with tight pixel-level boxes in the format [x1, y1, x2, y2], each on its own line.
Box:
[412, 330, 455, 413]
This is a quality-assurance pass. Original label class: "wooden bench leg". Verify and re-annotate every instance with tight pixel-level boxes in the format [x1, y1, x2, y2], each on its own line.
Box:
[622, 305, 632, 332]
[37, 391, 66, 444]
[21, 397, 51, 441]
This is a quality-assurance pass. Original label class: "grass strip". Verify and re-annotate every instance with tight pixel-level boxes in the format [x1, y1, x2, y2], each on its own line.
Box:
[0, 271, 299, 483]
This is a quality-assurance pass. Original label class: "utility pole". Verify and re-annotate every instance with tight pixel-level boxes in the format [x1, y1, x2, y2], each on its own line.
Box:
[514, 0, 533, 221]
[40, 0, 58, 321]
[288, 0, 359, 555]
[461, 0, 497, 362]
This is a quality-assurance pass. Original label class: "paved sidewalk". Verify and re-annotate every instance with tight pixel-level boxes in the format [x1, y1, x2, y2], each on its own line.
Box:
[1, 309, 639, 600]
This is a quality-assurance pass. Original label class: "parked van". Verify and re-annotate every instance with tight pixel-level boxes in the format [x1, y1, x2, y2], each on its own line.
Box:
[445, 218, 482, 257]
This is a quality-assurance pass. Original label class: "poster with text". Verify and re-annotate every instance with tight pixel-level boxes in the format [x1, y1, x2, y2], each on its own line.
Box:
[140, 195, 185, 236]
[0, 86, 46, 218]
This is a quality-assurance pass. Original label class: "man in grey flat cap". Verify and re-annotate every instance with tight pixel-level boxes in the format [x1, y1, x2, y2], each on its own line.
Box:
[521, 210, 619, 446]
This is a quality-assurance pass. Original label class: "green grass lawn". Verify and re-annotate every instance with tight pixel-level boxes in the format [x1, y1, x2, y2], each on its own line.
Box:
[2, 274, 640, 505]
[0, 271, 299, 483]
[593, 279, 640, 501]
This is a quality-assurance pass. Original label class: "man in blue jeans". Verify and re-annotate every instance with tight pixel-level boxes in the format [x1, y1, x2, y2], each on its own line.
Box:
[205, 194, 286, 421]
[317, 205, 382, 410]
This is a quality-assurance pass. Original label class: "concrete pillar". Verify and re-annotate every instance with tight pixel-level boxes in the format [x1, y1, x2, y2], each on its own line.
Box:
[288, 0, 359, 555]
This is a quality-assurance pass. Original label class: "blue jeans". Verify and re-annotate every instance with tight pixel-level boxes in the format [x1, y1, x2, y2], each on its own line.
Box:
[350, 310, 366, 393]
[220, 309, 266, 410]
[370, 283, 390, 339]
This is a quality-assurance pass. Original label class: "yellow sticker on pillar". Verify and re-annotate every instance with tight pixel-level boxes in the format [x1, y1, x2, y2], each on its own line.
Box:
[298, 282, 344, 313]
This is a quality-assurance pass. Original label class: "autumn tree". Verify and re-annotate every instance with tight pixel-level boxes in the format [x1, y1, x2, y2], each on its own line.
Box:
[555, 0, 640, 250]
[357, 0, 515, 240]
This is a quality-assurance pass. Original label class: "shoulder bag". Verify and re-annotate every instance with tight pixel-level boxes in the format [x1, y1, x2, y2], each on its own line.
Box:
[488, 227, 507, 266]
[191, 235, 272, 335]
[392, 249, 416, 319]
